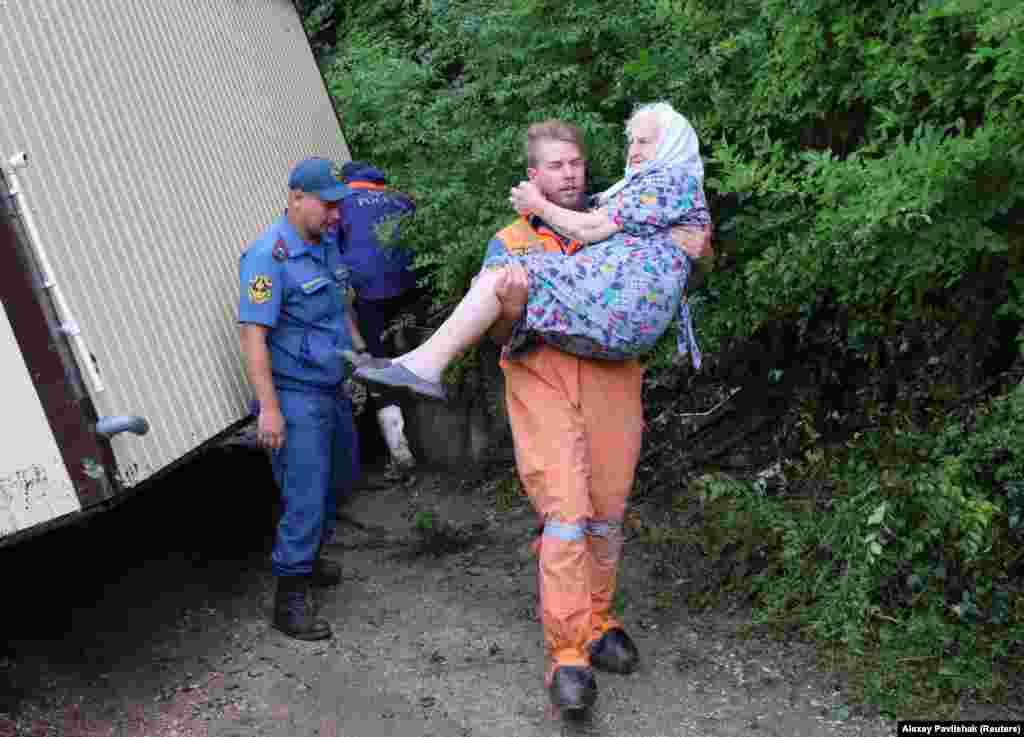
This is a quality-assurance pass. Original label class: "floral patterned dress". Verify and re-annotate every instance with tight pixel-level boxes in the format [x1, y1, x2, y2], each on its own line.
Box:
[494, 164, 710, 367]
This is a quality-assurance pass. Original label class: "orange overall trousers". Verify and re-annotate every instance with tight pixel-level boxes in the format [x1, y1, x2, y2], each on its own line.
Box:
[494, 218, 645, 680]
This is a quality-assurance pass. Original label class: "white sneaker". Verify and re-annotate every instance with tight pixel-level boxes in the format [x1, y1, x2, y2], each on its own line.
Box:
[377, 405, 415, 469]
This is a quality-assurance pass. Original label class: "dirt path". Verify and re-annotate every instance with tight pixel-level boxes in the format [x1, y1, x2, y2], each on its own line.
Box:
[1, 450, 901, 737]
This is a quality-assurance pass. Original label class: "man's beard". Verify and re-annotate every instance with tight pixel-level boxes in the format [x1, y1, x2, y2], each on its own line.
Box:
[545, 188, 586, 212]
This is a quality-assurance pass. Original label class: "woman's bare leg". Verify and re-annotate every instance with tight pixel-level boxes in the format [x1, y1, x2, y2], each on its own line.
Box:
[390, 268, 506, 383]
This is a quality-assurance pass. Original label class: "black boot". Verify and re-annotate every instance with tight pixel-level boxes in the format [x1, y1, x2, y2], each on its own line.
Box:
[312, 557, 341, 588]
[549, 666, 597, 713]
[273, 576, 332, 641]
[588, 628, 639, 674]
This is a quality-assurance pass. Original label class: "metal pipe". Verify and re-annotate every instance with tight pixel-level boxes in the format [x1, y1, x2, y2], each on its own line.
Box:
[95, 415, 149, 438]
[3, 152, 105, 394]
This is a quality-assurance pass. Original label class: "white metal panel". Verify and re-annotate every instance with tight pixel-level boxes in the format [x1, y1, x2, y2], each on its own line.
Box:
[0, 1, 349, 487]
[0, 300, 80, 536]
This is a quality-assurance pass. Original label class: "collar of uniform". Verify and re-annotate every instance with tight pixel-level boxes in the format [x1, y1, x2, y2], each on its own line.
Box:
[527, 214, 576, 251]
[276, 215, 324, 262]
[344, 179, 388, 192]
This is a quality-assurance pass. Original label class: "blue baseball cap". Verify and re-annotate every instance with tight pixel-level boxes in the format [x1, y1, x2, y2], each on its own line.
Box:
[287, 157, 349, 201]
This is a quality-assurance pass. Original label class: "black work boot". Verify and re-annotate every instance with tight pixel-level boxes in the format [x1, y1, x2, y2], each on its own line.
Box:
[549, 666, 597, 713]
[588, 628, 640, 674]
[272, 576, 332, 641]
[312, 557, 342, 588]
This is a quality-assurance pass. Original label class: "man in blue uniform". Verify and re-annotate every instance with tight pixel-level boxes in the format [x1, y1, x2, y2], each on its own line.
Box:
[329, 161, 422, 472]
[238, 157, 363, 641]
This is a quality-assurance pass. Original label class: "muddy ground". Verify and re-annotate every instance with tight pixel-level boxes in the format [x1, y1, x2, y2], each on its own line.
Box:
[0, 442, 1011, 737]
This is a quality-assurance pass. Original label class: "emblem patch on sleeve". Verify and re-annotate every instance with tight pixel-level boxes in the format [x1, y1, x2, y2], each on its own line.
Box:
[272, 239, 289, 262]
[247, 275, 273, 304]
[638, 192, 658, 205]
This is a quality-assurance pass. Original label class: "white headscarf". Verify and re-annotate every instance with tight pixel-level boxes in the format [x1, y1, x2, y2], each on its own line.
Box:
[598, 101, 704, 204]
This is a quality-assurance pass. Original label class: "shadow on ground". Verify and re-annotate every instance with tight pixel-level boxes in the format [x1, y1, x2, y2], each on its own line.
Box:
[0, 447, 278, 715]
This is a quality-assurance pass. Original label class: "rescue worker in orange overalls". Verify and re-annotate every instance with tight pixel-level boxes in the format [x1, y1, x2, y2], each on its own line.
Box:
[479, 119, 713, 714]
[484, 119, 640, 713]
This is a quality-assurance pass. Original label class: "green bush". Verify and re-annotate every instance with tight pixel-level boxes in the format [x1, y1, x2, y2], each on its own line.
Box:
[305, 0, 1022, 364]
[726, 383, 1024, 712]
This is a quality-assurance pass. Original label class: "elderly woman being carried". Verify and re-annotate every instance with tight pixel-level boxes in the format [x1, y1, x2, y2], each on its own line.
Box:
[355, 101, 712, 401]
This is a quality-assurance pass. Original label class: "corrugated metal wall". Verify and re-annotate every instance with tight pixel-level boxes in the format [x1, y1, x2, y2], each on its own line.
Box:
[0, 1, 350, 487]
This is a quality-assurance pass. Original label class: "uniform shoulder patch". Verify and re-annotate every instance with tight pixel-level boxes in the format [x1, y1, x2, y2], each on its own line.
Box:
[272, 239, 289, 262]
[638, 192, 658, 205]
[247, 275, 273, 304]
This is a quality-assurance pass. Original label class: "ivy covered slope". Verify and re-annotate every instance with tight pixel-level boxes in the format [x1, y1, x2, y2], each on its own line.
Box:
[301, 0, 1024, 714]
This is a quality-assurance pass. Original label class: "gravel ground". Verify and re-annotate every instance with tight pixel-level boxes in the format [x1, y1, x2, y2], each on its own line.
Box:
[0, 447, 910, 736]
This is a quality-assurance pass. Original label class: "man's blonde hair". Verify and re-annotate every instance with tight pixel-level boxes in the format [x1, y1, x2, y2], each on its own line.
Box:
[526, 119, 585, 168]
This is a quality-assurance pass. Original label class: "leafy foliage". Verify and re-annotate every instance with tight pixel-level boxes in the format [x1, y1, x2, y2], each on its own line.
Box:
[677, 383, 1024, 713]
[305, 0, 1022, 360]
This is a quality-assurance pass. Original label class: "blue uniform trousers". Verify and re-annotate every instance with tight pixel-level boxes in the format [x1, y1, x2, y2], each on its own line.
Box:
[270, 386, 359, 577]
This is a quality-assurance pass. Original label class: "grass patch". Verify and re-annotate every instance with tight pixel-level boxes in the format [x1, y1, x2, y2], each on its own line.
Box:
[612, 590, 628, 619]
[652, 590, 675, 611]
[402, 508, 478, 557]
[494, 473, 525, 514]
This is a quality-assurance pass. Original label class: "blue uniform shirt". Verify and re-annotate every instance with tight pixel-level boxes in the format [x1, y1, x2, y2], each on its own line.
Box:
[324, 170, 417, 301]
[239, 215, 353, 390]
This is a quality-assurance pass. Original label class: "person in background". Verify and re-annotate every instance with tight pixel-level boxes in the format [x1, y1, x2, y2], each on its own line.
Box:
[238, 158, 362, 641]
[328, 160, 424, 474]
